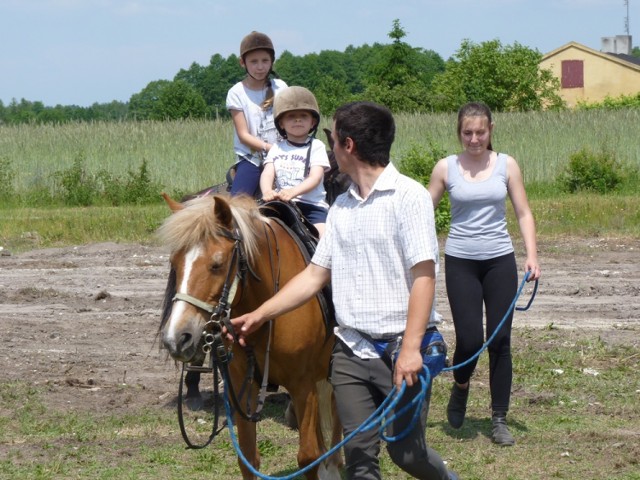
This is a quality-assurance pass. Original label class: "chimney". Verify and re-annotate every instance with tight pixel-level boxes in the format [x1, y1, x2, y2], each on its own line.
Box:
[601, 35, 632, 55]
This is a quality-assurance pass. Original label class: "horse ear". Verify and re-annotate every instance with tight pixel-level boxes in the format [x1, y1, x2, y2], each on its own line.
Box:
[213, 196, 234, 228]
[323, 128, 334, 150]
[161, 192, 184, 212]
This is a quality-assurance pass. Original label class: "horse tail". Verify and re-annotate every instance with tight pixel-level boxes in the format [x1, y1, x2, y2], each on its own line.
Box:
[316, 379, 343, 479]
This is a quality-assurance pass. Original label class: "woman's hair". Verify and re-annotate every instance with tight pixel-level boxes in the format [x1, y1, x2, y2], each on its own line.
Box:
[457, 102, 493, 151]
[333, 101, 395, 167]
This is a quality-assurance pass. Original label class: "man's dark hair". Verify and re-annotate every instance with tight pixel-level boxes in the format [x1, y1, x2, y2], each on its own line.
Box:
[333, 101, 395, 167]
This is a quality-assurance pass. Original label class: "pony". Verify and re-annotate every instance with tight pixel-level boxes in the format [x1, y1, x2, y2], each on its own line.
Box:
[157, 193, 342, 480]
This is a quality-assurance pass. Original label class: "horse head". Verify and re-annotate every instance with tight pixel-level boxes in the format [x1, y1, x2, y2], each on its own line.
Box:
[157, 193, 261, 363]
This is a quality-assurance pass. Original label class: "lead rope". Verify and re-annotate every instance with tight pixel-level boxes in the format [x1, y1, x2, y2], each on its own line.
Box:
[221, 272, 539, 479]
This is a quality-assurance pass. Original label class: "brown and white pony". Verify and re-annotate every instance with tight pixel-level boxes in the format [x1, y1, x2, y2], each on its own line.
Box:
[157, 193, 341, 480]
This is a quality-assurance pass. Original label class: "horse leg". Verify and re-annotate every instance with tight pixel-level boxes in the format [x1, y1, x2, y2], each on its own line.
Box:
[184, 370, 204, 411]
[284, 394, 298, 430]
[316, 380, 343, 480]
[289, 380, 345, 480]
[235, 413, 260, 479]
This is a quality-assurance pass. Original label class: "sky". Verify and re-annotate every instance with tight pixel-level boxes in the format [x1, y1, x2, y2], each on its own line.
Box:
[1, 0, 638, 107]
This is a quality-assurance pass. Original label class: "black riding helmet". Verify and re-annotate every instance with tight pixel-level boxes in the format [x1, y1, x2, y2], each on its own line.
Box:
[272, 86, 320, 139]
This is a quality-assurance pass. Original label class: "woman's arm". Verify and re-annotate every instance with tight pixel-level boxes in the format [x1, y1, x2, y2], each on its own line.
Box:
[506, 156, 541, 281]
[427, 158, 448, 207]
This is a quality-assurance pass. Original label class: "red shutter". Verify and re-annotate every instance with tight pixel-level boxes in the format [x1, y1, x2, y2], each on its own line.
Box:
[561, 60, 584, 88]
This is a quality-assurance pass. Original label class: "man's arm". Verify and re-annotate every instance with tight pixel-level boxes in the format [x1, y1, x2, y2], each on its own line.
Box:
[228, 262, 330, 346]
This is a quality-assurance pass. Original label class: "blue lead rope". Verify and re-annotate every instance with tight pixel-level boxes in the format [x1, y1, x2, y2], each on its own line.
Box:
[443, 270, 537, 373]
[222, 272, 539, 480]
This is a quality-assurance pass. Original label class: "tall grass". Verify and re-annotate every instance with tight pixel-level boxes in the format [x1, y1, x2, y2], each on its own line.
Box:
[0, 119, 234, 195]
[395, 109, 640, 184]
[2, 109, 639, 196]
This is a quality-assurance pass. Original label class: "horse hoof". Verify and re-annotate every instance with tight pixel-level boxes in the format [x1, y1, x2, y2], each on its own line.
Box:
[284, 400, 298, 430]
[184, 394, 205, 412]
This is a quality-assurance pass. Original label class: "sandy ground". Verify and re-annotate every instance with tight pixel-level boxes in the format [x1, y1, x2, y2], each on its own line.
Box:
[0, 237, 638, 418]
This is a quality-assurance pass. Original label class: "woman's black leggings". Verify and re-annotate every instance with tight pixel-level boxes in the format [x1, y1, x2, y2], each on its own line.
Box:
[445, 252, 517, 413]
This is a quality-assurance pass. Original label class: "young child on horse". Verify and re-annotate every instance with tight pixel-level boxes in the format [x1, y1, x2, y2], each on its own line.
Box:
[259, 86, 330, 236]
[226, 31, 287, 196]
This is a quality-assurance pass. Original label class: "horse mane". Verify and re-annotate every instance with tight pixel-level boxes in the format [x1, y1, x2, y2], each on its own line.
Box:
[157, 194, 267, 265]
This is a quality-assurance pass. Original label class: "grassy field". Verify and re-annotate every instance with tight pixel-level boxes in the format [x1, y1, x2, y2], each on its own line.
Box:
[1, 328, 638, 479]
[1, 109, 639, 195]
[1, 192, 638, 254]
[0, 112, 638, 479]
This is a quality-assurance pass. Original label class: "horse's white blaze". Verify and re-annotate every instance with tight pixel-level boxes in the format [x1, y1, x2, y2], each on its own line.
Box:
[165, 244, 202, 344]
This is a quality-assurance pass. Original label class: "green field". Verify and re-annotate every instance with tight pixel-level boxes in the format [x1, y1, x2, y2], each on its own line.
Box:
[2, 109, 639, 194]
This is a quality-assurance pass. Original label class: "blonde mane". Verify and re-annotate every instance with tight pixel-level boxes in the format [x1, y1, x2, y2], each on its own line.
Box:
[157, 195, 267, 264]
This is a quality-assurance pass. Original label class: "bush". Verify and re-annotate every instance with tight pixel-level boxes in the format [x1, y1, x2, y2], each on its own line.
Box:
[55, 154, 99, 206]
[0, 156, 16, 201]
[122, 159, 164, 205]
[99, 159, 163, 205]
[398, 142, 451, 233]
[558, 148, 623, 194]
[576, 93, 640, 110]
[52, 156, 163, 207]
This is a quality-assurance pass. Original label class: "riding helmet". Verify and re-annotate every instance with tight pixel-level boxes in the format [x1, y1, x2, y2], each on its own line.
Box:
[240, 31, 275, 60]
[273, 86, 320, 138]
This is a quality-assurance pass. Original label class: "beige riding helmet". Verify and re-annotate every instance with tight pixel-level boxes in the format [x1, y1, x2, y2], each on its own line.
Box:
[273, 86, 320, 138]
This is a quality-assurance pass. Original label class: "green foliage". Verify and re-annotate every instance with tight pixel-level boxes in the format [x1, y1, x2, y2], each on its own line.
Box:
[576, 92, 640, 110]
[55, 154, 99, 206]
[558, 148, 623, 194]
[359, 19, 444, 113]
[52, 155, 163, 207]
[430, 39, 565, 112]
[0, 97, 129, 124]
[0, 156, 16, 200]
[175, 53, 243, 118]
[121, 159, 164, 205]
[152, 80, 208, 120]
[397, 142, 451, 233]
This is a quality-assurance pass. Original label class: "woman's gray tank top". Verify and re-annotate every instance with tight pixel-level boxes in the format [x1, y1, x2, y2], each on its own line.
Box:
[444, 153, 514, 260]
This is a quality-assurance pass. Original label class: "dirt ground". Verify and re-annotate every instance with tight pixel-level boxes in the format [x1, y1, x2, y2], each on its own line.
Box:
[0, 237, 638, 421]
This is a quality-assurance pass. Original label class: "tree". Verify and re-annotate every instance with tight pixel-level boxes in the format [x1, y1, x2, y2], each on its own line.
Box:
[430, 39, 564, 112]
[632, 46, 640, 58]
[174, 54, 243, 118]
[129, 80, 171, 120]
[359, 19, 444, 112]
[128, 80, 206, 120]
[153, 80, 207, 120]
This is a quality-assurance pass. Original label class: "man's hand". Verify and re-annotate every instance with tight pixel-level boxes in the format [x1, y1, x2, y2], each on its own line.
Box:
[393, 347, 424, 390]
[225, 311, 266, 347]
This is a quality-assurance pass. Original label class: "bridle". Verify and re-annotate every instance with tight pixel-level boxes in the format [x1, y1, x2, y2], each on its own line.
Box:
[171, 221, 281, 449]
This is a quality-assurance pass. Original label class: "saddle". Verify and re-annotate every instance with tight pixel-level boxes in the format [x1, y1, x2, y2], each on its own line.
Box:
[259, 200, 335, 338]
[260, 200, 319, 259]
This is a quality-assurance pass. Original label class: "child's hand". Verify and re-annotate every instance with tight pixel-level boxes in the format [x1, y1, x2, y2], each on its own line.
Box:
[262, 190, 278, 202]
[278, 189, 296, 202]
